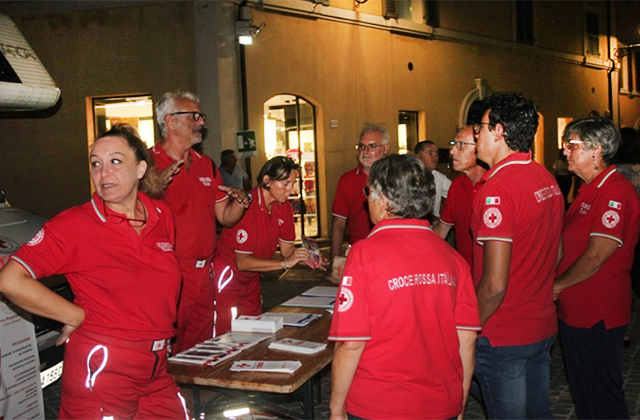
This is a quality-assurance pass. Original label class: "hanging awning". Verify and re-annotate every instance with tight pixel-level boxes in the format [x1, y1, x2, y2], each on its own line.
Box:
[0, 13, 60, 111]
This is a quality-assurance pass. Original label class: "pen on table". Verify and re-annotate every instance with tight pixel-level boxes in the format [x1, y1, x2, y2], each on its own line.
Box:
[296, 314, 314, 324]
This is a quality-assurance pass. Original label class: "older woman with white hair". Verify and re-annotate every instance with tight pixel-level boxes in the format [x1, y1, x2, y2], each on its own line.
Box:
[555, 117, 640, 419]
[328, 154, 480, 420]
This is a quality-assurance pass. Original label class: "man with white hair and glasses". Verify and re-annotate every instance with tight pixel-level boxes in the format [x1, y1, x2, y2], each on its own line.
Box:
[151, 91, 249, 352]
[330, 124, 389, 265]
[435, 125, 486, 267]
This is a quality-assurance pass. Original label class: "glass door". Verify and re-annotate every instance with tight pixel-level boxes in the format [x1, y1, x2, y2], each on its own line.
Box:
[264, 95, 319, 240]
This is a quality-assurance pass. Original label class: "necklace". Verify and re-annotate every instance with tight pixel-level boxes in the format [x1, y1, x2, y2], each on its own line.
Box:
[102, 198, 148, 227]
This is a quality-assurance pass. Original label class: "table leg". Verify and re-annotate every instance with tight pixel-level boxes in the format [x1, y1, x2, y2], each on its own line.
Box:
[192, 386, 201, 419]
[303, 380, 315, 419]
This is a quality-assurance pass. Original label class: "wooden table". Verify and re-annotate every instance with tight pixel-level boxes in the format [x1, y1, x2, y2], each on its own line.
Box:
[168, 306, 334, 419]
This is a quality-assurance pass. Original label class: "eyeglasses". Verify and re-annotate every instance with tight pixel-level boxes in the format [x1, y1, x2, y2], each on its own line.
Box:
[363, 186, 370, 197]
[102, 199, 147, 227]
[449, 140, 476, 150]
[170, 111, 207, 122]
[563, 139, 585, 151]
[473, 122, 491, 135]
[356, 143, 382, 152]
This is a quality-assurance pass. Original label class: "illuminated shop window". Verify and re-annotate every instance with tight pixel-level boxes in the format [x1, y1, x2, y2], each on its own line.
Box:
[264, 94, 319, 240]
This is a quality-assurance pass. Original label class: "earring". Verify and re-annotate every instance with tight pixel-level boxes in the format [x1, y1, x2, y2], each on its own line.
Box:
[593, 156, 599, 171]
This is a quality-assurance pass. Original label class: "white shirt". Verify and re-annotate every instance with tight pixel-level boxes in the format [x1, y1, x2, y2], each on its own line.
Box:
[220, 165, 248, 190]
[432, 170, 452, 217]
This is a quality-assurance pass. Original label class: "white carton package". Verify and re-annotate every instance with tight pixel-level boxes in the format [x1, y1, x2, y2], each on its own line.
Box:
[231, 315, 284, 333]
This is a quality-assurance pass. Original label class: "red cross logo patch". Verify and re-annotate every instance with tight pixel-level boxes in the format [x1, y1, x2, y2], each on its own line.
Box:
[602, 210, 620, 229]
[483, 208, 502, 229]
[337, 288, 354, 313]
[236, 229, 248, 244]
[27, 229, 44, 246]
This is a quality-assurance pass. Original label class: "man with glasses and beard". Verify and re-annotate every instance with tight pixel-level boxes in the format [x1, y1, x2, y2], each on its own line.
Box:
[151, 91, 249, 352]
[330, 124, 389, 266]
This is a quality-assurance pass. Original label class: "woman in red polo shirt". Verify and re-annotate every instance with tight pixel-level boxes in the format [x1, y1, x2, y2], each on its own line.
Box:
[0, 125, 188, 419]
[554, 117, 640, 419]
[213, 156, 327, 336]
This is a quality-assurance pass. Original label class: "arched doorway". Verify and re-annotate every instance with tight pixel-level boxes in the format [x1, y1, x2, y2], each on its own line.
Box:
[263, 94, 319, 240]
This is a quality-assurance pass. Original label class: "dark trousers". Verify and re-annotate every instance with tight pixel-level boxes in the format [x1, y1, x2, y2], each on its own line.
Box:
[559, 320, 629, 419]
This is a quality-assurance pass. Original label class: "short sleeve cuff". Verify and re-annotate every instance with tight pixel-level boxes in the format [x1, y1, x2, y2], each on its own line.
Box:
[456, 325, 482, 331]
[590, 232, 623, 247]
[476, 236, 513, 245]
[215, 195, 230, 204]
[10, 256, 37, 279]
[327, 335, 371, 341]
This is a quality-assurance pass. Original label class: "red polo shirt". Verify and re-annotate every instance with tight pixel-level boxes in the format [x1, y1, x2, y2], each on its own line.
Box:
[471, 152, 563, 346]
[215, 186, 296, 285]
[557, 166, 640, 329]
[12, 192, 181, 341]
[151, 143, 228, 260]
[439, 174, 484, 267]
[332, 165, 373, 244]
[329, 218, 480, 420]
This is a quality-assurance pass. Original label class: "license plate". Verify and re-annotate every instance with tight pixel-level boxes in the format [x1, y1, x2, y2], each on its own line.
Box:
[40, 361, 63, 388]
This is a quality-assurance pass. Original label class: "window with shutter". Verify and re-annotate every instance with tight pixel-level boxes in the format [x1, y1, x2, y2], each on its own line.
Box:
[383, 0, 399, 19]
[585, 11, 600, 56]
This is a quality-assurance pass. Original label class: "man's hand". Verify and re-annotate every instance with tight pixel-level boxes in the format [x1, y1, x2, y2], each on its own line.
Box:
[219, 185, 250, 208]
[159, 160, 183, 190]
[284, 247, 311, 269]
[305, 254, 330, 271]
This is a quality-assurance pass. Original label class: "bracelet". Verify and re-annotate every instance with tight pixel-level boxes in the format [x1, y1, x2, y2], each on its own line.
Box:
[283, 259, 288, 270]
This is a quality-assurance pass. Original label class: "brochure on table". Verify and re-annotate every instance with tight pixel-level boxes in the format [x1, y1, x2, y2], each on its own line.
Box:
[169, 332, 270, 366]
[0, 300, 45, 419]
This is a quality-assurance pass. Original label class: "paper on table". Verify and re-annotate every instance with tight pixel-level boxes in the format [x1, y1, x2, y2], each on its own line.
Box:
[230, 360, 302, 373]
[262, 312, 322, 327]
[281, 295, 336, 309]
[301, 286, 339, 297]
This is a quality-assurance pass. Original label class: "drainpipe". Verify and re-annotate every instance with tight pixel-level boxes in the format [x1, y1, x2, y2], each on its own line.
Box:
[238, 0, 252, 182]
[606, 0, 615, 122]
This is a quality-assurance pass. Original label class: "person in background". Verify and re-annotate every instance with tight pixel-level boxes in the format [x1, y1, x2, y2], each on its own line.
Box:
[435, 125, 486, 267]
[220, 149, 251, 191]
[214, 156, 328, 335]
[555, 118, 640, 420]
[330, 124, 389, 264]
[415, 140, 451, 217]
[616, 127, 640, 296]
[471, 93, 563, 419]
[0, 125, 189, 419]
[151, 91, 249, 353]
[553, 148, 572, 209]
[329, 154, 480, 420]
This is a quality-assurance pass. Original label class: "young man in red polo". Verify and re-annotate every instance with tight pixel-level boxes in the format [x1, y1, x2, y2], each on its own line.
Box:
[471, 93, 563, 419]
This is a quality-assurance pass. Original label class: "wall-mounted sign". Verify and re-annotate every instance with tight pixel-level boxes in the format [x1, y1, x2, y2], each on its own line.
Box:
[236, 130, 257, 158]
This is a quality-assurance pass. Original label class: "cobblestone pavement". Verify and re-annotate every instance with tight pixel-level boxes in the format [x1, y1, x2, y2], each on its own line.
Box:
[43, 268, 640, 419]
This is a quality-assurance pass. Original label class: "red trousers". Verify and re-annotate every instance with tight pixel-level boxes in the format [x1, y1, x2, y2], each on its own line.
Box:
[174, 261, 214, 353]
[59, 329, 189, 419]
[212, 259, 262, 336]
